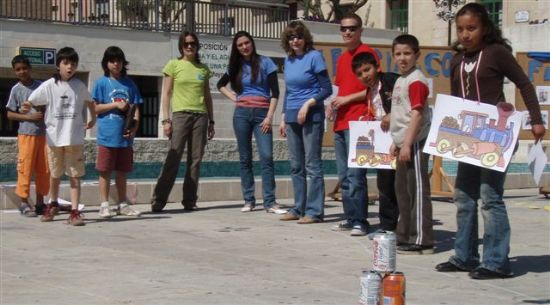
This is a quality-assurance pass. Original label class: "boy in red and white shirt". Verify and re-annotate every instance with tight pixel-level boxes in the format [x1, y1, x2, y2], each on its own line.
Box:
[389, 34, 434, 254]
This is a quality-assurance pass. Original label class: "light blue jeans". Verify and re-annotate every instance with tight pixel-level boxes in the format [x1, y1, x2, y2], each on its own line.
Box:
[449, 162, 511, 274]
[285, 120, 325, 220]
[233, 107, 276, 208]
[334, 130, 368, 230]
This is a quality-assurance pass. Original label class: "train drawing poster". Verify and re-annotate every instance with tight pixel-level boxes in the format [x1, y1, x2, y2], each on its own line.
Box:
[423, 94, 522, 172]
[348, 121, 396, 169]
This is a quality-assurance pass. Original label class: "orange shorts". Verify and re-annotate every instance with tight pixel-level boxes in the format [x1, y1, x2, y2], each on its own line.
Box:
[47, 145, 86, 178]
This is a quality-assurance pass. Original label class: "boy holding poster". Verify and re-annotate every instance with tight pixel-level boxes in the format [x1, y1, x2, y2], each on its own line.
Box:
[351, 52, 400, 233]
[389, 34, 434, 254]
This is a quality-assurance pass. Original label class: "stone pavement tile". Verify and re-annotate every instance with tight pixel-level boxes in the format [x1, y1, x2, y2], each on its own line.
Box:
[1, 190, 549, 305]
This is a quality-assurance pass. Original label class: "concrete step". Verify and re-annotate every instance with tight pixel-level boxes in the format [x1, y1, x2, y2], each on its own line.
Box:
[1, 172, 547, 209]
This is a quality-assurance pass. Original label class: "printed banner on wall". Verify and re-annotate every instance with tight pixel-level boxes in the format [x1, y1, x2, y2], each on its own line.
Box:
[423, 94, 522, 172]
[348, 121, 396, 169]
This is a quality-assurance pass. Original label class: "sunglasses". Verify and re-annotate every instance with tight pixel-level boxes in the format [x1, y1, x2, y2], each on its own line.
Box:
[183, 41, 197, 48]
[288, 33, 304, 41]
[339, 26, 359, 33]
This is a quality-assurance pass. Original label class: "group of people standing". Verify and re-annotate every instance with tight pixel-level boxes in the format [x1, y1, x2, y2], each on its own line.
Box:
[7, 3, 545, 280]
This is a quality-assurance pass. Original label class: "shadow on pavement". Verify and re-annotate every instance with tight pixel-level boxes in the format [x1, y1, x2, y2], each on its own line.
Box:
[511, 255, 550, 277]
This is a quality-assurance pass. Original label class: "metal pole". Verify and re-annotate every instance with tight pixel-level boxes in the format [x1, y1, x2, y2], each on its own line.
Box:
[155, 0, 160, 31]
[185, 0, 195, 33]
[447, 0, 452, 46]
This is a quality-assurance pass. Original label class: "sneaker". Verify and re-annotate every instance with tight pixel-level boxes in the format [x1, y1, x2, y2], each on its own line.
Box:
[240, 202, 255, 212]
[117, 203, 141, 217]
[350, 225, 367, 236]
[40, 202, 59, 222]
[19, 203, 37, 217]
[331, 221, 353, 231]
[265, 204, 287, 214]
[67, 210, 85, 226]
[35, 204, 46, 216]
[98, 202, 116, 218]
[397, 244, 434, 255]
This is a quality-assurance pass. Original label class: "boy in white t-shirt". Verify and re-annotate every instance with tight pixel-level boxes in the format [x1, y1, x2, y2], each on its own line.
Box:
[22, 47, 96, 226]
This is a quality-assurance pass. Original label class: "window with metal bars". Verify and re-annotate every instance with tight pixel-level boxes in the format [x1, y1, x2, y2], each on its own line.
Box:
[388, 0, 408, 33]
[480, 0, 503, 27]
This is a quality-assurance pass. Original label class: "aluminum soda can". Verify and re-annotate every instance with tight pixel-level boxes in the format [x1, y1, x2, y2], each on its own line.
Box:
[372, 231, 397, 272]
[382, 272, 406, 305]
[359, 270, 382, 305]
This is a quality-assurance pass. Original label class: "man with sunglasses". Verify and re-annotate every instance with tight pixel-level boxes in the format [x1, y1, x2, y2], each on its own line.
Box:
[328, 13, 380, 237]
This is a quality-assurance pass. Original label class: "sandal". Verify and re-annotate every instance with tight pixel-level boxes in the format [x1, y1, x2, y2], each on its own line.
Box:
[19, 203, 37, 217]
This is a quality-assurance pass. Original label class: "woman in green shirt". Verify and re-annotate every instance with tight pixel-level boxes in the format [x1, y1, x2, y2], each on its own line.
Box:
[151, 31, 215, 212]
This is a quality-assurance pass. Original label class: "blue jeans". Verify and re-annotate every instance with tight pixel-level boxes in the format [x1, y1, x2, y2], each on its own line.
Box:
[285, 121, 325, 220]
[233, 107, 276, 207]
[449, 162, 511, 274]
[334, 130, 368, 229]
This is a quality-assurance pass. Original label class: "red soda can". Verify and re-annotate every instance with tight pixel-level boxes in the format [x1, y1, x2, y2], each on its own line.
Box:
[381, 272, 406, 305]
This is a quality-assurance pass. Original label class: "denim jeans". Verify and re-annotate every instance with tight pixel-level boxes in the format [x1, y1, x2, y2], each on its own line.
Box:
[233, 107, 276, 207]
[152, 111, 208, 208]
[285, 121, 325, 220]
[449, 162, 511, 274]
[334, 130, 368, 229]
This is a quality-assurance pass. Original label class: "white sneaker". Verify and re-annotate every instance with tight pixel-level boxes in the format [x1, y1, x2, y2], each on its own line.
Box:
[266, 204, 287, 214]
[350, 225, 367, 236]
[98, 202, 115, 218]
[240, 202, 255, 212]
[331, 221, 353, 231]
[117, 203, 141, 217]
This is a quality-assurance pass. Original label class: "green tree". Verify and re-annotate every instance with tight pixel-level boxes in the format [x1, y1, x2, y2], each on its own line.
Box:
[433, 0, 466, 46]
[301, 0, 369, 22]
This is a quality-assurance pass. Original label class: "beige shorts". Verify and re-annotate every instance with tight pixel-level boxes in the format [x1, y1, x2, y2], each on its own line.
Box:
[47, 145, 86, 178]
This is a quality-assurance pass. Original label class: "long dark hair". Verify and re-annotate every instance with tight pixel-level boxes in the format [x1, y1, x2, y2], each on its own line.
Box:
[453, 3, 512, 52]
[54, 47, 79, 83]
[178, 31, 202, 63]
[101, 46, 129, 77]
[228, 31, 260, 94]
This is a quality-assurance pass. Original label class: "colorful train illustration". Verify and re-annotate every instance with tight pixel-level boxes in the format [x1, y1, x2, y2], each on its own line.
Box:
[430, 102, 516, 168]
[352, 130, 396, 169]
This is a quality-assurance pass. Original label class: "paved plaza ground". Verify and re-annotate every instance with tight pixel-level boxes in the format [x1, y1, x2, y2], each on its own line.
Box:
[1, 188, 549, 305]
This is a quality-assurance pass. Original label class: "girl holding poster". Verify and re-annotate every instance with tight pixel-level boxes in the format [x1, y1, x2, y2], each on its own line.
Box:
[435, 3, 545, 279]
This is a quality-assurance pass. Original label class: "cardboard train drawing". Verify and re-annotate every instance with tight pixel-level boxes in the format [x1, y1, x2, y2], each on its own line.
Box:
[348, 121, 396, 169]
[424, 94, 522, 172]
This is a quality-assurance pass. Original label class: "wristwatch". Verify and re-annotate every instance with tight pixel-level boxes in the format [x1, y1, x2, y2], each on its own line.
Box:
[209, 120, 215, 125]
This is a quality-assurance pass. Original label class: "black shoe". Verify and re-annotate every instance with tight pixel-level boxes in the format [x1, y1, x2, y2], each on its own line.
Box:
[151, 201, 166, 213]
[468, 268, 514, 280]
[435, 261, 474, 272]
[35, 204, 46, 216]
[182, 201, 197, 211]
[397, 244, 434, 255]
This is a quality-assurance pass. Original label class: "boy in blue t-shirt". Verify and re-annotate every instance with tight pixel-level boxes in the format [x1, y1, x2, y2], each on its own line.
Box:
[92, 46, 143, 218]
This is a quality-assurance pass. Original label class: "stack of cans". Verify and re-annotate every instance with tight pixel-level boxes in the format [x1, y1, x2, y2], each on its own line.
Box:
[359, 231, 406, 305]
